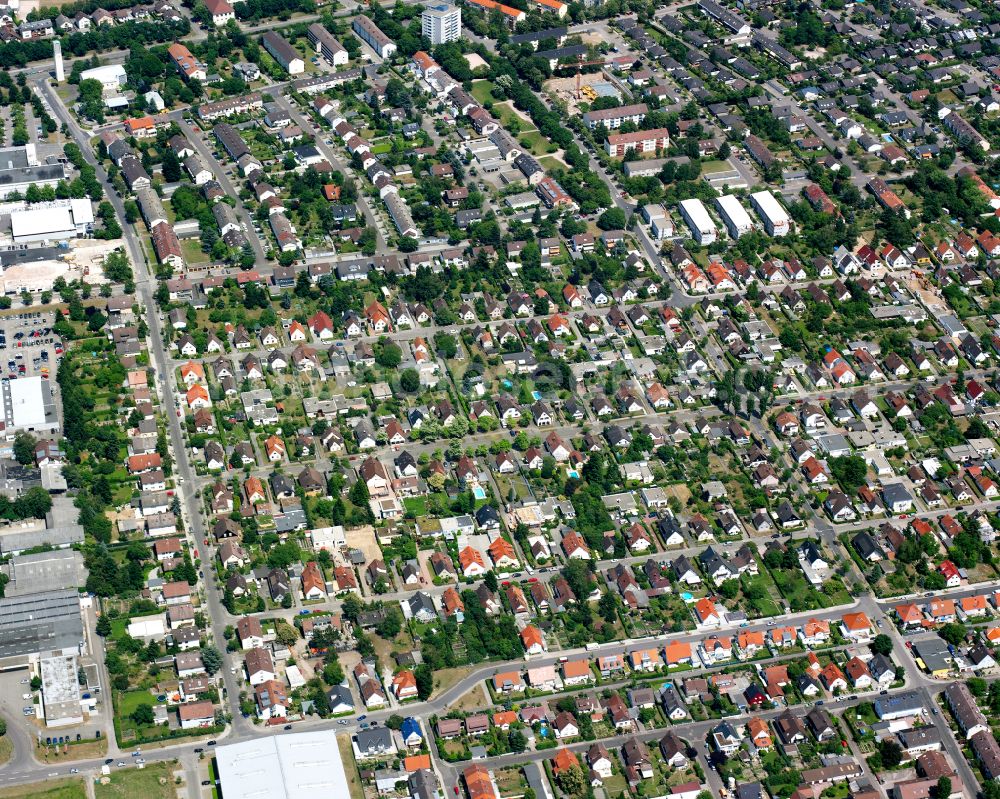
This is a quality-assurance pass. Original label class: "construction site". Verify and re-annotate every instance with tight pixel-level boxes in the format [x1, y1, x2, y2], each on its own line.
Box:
[543, 70, 626, 116]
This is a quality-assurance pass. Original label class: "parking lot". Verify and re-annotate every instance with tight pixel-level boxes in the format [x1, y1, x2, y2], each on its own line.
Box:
[0, 311, 62, 381]
[0, 665, 107, 744]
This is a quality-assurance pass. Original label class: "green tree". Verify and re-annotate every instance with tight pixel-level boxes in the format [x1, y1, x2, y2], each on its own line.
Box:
[131, 703, 155, 725]
[323, 660, 345, 686]
[349, 478, 373, 522]
[597, 207, 626, 230]
[12, 432, 35, 466]
[341, 594, 364, 623]
[374, 338, 402, 368]
[829, 455, 868, 492]
[434, 332, 458, 359]
[386, 714, 404, 730]
[275, 621, 298, 647]
[201, 644, 223, 675]
[879, 738, 903, 768]
[871, 634, 893, 656]
[415, 663, 433, 700]
[96, 615, 112, 637]
[556, 765, 586, 797]
[939, 623, 967, 646]
[718, 579, 740, 600]
[933, 778, 952, 799]
[400, 368, 420, 392]
[598, 591, 618, 623]
[376, 607, 403, 639]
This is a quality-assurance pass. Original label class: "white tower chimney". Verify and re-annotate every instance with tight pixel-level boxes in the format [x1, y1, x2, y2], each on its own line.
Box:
[53, 39, 64, 83]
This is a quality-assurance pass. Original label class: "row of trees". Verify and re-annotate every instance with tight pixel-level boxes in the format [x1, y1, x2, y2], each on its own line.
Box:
[0, 19, 190, 68]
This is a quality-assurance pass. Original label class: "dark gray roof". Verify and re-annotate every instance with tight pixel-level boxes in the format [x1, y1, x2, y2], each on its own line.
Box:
[356, 726, 393, 753]
[0, 589, 83, 660]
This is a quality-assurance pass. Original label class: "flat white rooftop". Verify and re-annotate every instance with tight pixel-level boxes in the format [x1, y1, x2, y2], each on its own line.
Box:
[9, 200, 93, 240]
[9, 376, 49, 428]
[215, 730, 351, 799]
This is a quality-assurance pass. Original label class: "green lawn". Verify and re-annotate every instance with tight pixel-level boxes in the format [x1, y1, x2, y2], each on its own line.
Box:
[769, 567, 847, 611]
[471, 80, 495, 105]
[110, 618, 128, 639]
[180, 238, 208, 264]
[492, 102, 530, 130]
[371, 141, 392, 155]
[117, 689, 157, 718]
[95, 763, 177, 799]
[0, 780, 86, 799]
[701, 159, 732, 174]
[403, 496, 427, 516]
[518, 130, 554, 156]
[602, 774, 628, 796]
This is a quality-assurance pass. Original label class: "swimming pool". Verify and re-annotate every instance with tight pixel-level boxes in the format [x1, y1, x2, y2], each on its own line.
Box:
[532, 390, 542, 400]
[680, 592, 694, 602]
[473, 486, 487, 500]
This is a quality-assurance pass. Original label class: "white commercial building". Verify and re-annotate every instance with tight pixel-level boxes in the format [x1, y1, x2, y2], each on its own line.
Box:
[40, 655, 83, 727]
[678, 198, 716, 245]
[9, 199, 94, 244]
[750, 190, 790, 236]
[422, 3, 461, 44]
[714, 194, 754, 239]
[216, 731, 351, 799]
[3, 376, 60, 438]
[79, 64, 127, 93]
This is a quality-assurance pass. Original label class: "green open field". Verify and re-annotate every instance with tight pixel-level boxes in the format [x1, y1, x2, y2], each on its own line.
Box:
[701, 159, 732, 174]
[95, 763, 177, 799]
[118, 690, 156, 717]
[471, 80, 495, 105]
[180, 239, 207, 265]
[518, 130, 554, 156]
[0, 779, 86, 799]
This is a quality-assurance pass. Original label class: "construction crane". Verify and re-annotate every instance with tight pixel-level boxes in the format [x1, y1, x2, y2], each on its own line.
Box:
[551, 54, 607, 98]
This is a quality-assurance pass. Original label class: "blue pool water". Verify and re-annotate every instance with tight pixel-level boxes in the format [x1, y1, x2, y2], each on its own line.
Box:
[473, 486, 487, 500]
[532, 390, 542, 400]
[680, 592, 694, 602]
[567, 469, 580, 479]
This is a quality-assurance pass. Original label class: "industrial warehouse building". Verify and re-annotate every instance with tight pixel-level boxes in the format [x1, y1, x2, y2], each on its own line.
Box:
[3, 376, 60, 437]
[0, 145, 65, 200]
[0, 588, 83, 665]
[216, 731, 351, 799]
[2, 550, 85, 596]
[7, 199, 94, 244]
